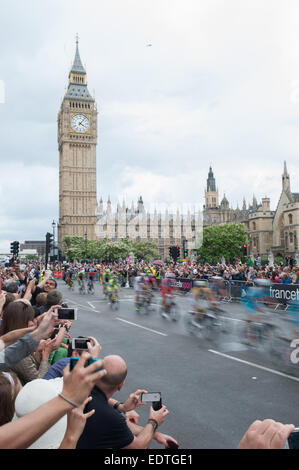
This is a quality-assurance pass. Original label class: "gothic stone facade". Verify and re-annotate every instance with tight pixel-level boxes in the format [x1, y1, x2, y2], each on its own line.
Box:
[203, 163, 299, 258]
[95, 197, 202, 260]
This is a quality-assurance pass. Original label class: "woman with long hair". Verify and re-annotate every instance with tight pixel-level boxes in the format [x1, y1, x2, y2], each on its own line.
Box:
[0, 300, 56, 384]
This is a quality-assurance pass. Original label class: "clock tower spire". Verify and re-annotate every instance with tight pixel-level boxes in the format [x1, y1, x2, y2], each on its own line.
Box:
[57, 37, 98, 244]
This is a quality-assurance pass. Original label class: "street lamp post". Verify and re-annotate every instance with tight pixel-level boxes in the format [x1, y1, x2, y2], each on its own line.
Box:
[84, 231, 87, 262]
[52, 220, 56, 261]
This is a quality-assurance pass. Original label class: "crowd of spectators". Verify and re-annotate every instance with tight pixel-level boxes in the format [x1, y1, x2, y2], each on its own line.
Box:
[0, 256, 298, 449]
[47, 258, 299, 287]
[0, 260, 178, 449]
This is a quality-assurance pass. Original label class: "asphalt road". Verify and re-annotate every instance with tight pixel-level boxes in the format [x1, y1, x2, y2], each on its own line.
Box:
[57, 279, 299, 449]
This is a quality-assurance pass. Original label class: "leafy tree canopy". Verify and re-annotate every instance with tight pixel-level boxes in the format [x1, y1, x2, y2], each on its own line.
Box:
[61, 237, 158, 263]
[197, 224, 248, 264]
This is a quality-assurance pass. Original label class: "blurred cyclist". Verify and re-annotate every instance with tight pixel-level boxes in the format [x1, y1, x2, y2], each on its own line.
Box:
[107, 275, 119, 303]
[189, 280, 216, 325]
[160, 273, 177, 313]
[102, 269, 111, 297]
[134, 272, 149, 311]
[77, 268, 85, 287]
[241, 278, 272, 343]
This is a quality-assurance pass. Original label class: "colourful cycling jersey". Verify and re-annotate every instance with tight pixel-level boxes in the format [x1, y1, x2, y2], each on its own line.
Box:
[107, 279, 118, 292]
[160, 278, 176, 296]
[103, 272, 110, 283]
[241, 286, 268, 314]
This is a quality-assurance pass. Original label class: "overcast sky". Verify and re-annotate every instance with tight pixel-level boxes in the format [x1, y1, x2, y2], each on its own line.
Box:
[0, 0, 299, 251]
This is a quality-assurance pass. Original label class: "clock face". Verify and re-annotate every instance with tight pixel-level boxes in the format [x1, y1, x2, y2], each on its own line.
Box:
[71, 114, 90, 133]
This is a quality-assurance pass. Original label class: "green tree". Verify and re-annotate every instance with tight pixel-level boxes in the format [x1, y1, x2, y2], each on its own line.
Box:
[25, 254, 38, 261]
[61, 236, 158, 262]
[131, 241, 159, 262]
[197, 224, 248, 264]
[62, 237, 86, 261]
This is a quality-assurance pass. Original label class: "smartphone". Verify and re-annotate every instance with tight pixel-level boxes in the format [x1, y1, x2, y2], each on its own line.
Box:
[72, 337, 89, 351]
[167, 440, 179, 449]
[286, 428, 299, 449]
[50, 327, 60, 340]
[56, 308, 77, 320]
[69, 357, 103, 372]
[140, 392, 162, 410]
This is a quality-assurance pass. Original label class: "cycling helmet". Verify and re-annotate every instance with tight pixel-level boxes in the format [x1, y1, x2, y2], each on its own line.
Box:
[255, 278, 271, 287]
[193, 280, 208, 288]
[165, 272, 175, 278]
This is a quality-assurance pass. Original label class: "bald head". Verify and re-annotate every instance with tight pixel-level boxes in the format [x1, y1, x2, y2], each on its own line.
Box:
[97, 355, 127, 393]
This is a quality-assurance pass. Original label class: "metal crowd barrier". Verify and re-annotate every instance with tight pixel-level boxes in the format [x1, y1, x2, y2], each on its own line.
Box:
[207, 280, 299, 312]
[208, 279, 254, 303]
[269, 282, 299, 312]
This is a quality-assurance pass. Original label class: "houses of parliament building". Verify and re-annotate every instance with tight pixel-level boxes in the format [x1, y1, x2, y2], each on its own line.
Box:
[57, 40, 299, 260]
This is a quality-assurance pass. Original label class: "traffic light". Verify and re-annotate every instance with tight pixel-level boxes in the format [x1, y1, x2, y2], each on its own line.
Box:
[169, 246, 176, 260]
[242, 244, 248, 257]
[184, 248, 189, 258]
[45, 232, 54, 266]
[10, 241, 19, 256]
[168, 246, 180, 262]
[46, 232, 54, 252]
[14, 241, 19, 255]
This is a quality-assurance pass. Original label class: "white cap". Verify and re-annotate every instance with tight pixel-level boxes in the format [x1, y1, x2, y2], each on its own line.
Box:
[14, 378, 66, 449]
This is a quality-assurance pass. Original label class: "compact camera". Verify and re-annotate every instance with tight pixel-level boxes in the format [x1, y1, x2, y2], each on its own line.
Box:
[55, 308, 77, 320]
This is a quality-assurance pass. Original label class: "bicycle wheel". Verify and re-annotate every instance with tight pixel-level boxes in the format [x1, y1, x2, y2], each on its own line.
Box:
[184, 313, 197, 335]
[169, 304, 179, 321]
[137, 299, 147, 315]
[201, 316, 218, 343]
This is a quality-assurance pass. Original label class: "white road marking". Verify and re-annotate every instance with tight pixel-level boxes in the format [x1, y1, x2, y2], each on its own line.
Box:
[208, 349, 299, 382]
[116, 317, 168, 337]
[87, 302, 95, 309]
[220, 316, 245, 323]
[65, 298, 100, 314]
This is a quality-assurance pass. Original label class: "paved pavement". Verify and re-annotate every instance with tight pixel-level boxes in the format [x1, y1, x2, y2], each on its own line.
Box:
[57, 279, 299, 449]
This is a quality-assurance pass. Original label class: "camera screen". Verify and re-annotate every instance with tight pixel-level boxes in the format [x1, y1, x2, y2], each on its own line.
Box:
[74, 338, 89, 350]
[288, 430, 299, 449]
[141, 392, 161, 402]
[57, 308, 76, 320]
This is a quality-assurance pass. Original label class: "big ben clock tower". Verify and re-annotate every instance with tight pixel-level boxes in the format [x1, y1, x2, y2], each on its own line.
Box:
[58, 37, 98, 244]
